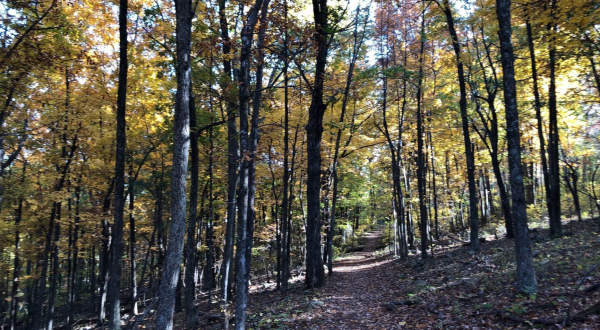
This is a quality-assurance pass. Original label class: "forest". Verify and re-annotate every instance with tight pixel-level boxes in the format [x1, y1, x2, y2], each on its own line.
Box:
[1, 0, 600, 328]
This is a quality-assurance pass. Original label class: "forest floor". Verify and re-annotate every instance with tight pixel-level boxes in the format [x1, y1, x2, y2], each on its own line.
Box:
[202, 219, 600, 329]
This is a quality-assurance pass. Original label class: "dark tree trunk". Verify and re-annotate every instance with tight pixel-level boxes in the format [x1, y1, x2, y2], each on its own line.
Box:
[98, 180, 114, 326]
[185, 92, 199, 328]
[547, 0, 562, 237]
[441, 0, 479, 251]
[234, 1, 269, 328]
[107, 0, 128, 326]
[305, 0, 330, 289]
[46, 206, 61, 330]
[154, 0, 191, 326]
[219, 0, 239, 317]
[66, 184, 81, 330]
[416, 5, 428, 259]
[590, 54, 600, 97]
[33, 113, 78, 330]
[526, 20, 551, 234]
[204, 125, 215, 305]
[496, 0, 538, 295]
[564, 165, 582, 222]
[280, 0, 291, 291]
[9, 163, 25, 330]
[128, 164, 137, 316]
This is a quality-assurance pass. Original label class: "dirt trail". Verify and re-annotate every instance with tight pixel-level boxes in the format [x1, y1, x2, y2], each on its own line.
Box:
[296, 225, 405, 329]
[242, 219, 600, 329]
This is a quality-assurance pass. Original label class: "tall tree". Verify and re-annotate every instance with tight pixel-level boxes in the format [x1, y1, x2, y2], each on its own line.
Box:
[219, 0, 239, 314]
[526, 19, 551, 238]
[305, 0, 331, 289]
[234, 0, 269, 328]
[106, 0, 128, 326]
[495, 0, 538, 294]
[154, 0, 192, 326]
[184, 92, 199, 329]
[416, 1, 428, 259]
[546, 0, 562, 237]
[439, 0, 480, 251]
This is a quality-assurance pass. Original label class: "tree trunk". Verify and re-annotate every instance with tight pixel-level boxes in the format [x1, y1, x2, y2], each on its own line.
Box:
[526, 19, 552, 233]
[128, 164, 138, 316]
[185, 92, 199, 328]
[107, 0, 128, 325]
[416, 4, 428, 259]
[46, 206, 60, 330]
[564, 165, 582, 222]
[219, 0, 239, 318]
[441, 0, 479, 251]
[154, 0, 191, 326]
[234, 1, 268, 328]
[66, 185, 81, 330]
[547, 1, 562, 237]
[9, 163, 26, 330]
[496, 0, 538, 295]
[280, 0, 291, 291]
[305, 0, 330, 289]
[98, 180, 114, 326]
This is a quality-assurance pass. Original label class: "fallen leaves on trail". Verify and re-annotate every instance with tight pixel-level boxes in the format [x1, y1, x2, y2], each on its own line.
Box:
[239, 219, 600, 329]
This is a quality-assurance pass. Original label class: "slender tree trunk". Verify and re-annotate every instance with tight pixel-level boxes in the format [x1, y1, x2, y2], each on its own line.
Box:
[9, 162, 26, 330]
[280, 0, 291, 291]
[234, 1, 268, 328]
[547, 0, 562, 237]
[564, 166, 582, 221]
[107, 0, 128, 325]
[327, 6, 365, 274]
[154, 0, 191, 326]
[589, 54, 600, 97]
[34, 137, 78, 329]
[206, 123, 215, 308]
[305, 0, 331, 288]
[46, 206, 60, 330]
[98, 180, 114, 326]
[219, 0, 239, 318]
[496, 0, 538, 294]
[185, 92, 199, 328]
[128, 164, 138, 316]
[526, 20, 552, 233]
[66, 184, 80, 330]
[416, 4, 428, 259]
[441, 0, 479, 251]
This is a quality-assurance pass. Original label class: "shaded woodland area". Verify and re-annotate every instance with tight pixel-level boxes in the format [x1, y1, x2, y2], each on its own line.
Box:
[0, 0, 600, 329]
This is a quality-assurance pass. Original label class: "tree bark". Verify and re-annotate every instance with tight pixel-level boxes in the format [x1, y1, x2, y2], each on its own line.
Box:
[107, 0, 128, 325]
[66, 184, 80, 330]
[234, 1, 268, 328]
[305, 0, 330, 289]
[496, 0, 538, 294]
[469, 24, 515, 238]
[219, 0, 239, 317]
[154, 0, 191, 326]
[9, 162, 26, 330]
[416, 3, 428, 259]
[280, 0, 291, 291]
[185, 92, 199, 328]
[547, 0, 562, 237]
[441, 0, 479, 251]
